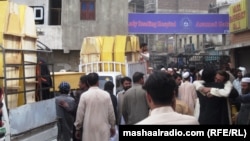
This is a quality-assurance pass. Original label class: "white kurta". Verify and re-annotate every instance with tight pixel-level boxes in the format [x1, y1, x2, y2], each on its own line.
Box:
[74, 86, 116, 141]
[136, 106, 199, 125]
[178, 81, 197, 114]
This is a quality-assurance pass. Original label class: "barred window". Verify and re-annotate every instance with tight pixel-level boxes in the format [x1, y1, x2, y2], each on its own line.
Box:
[80, 0, 96, 20]
[49, 0, 61, 25]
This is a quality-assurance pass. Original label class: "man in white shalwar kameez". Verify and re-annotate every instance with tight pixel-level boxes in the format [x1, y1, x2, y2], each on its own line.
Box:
[178, 72, 197, 115]
[74, 72, 116, 141]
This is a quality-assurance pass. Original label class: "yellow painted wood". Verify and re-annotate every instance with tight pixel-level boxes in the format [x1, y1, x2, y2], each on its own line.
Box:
[3, 35, 22, 64]
[52, 72, 86, 91]
[129, 35, 140, 62]
[101, 36, 114, 71]
[4, 13, 22, 36]
[18, 5, 37, 105]
[80, 36, 103, 72]
[20, 5, 37, 38]
[6, 67, 20, 109]
[0, 2, 38, 107]
[0, 1, 9, 45]
[18, 5, 26, 34]
[17, 57, 25, 106]
[79, 35, 141, 76]
[113, 35, 127, 75]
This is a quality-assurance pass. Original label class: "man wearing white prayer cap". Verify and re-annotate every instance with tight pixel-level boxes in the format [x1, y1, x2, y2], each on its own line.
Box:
[199, 69, 203, 77]
[167, 68, 174, 75]
[161, 67, 166, 71]
[238, 66, 247, 76]
[167, 68, 173, 71]
[178, 71, 197, 114]
[236, 77, 250, 124]
[182, 72, 190, 79]
[241, 77, 250, 83]
[197, 69, 203, 80]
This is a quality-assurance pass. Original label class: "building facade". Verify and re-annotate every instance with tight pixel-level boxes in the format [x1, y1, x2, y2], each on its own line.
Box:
[11, 0, 129, 71]
[214, 0, 250, 71]
[130, 0, 231, 69]
[133, 0, 218, 55]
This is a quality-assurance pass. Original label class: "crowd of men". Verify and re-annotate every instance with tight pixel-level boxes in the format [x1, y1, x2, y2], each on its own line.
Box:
[53, 62, 250, 141]
[52, 43, 250, 141]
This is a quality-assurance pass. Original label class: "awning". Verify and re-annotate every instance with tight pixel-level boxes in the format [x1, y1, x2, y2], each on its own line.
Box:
[215, 41, 250, 51]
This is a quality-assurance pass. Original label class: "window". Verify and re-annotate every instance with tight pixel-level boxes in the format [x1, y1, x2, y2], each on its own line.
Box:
[30, 6, 44, 24]
[179, 39, 182, 47]
[49, 0, 61, 25]
[98, 76, 113, 90]
[80, 0, 96, 20]
[189, 36, 192, 44]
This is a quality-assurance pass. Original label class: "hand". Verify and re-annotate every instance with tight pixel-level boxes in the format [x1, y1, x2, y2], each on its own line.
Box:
[41, 77, 47, 82]
[75, 130, 81, 140]
[201, 87, 210, 94]
[206, 92, 213, 98]
[231, 112, 238, 124]
[59, 100, 69, 108]
[110, 127, 116, 137]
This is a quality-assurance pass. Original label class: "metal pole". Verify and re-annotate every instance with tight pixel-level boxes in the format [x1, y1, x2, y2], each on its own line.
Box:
[175, 34, 178, 54]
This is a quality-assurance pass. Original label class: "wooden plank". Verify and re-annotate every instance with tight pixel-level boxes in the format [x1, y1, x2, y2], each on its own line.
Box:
[52, 72, 85, 91]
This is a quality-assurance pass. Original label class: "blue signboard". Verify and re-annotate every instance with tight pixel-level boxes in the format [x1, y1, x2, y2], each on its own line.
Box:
[128, 13, 229, 34]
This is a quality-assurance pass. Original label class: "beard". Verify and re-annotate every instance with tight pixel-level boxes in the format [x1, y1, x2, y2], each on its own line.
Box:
[124, 86, 131, 91]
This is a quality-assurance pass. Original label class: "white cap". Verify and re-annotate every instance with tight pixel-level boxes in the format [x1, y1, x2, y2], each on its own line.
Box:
[239, 66, 247, 76]
[182, 72, 190, 79]
[161, 67, 166, 71]
[239, 66, 246, 71]
[199, 69, 203, 76]
[242, 77, 250, 83]
[167, 68, 173, 71]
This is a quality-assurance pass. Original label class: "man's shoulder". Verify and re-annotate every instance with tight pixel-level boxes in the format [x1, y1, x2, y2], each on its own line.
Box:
[174, 113, 199, 124]
[205, 82, 224, 88]
[124, 87, 134, 93]
[55, 95, 75, 103]
[117, 90, 125, 95]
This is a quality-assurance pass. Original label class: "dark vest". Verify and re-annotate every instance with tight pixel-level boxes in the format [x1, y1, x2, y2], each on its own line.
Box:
[198, 82, 229, 124]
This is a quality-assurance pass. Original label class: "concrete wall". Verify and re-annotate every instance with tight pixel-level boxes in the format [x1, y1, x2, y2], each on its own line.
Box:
[10, 0, 129, 71]
[12, 0, 128, 51]
[157, 0, 216, 13]
[216, 0, 241, 5]
[62, 0, 128, 51]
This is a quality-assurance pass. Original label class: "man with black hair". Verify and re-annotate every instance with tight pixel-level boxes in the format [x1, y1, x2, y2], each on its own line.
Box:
[71, 75, 89, 141]
[136, 71, 199, 124]
[189, 66, 196, 82]
[36, 57, 52, 100]
[193, 69, 239, 124]
[173, 73, 193, 116]
[117, 76, 132, 125]
[58, 75, 89, 141]
[104, 81, 118, 125]
[104, 81, 119, 141]
[122, 72, 149, 125]
[139, 43, 150, 74]
[74, 72, 116, 141]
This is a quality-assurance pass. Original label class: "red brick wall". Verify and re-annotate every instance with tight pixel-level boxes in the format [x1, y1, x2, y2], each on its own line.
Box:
[231, 30, 250, 44]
